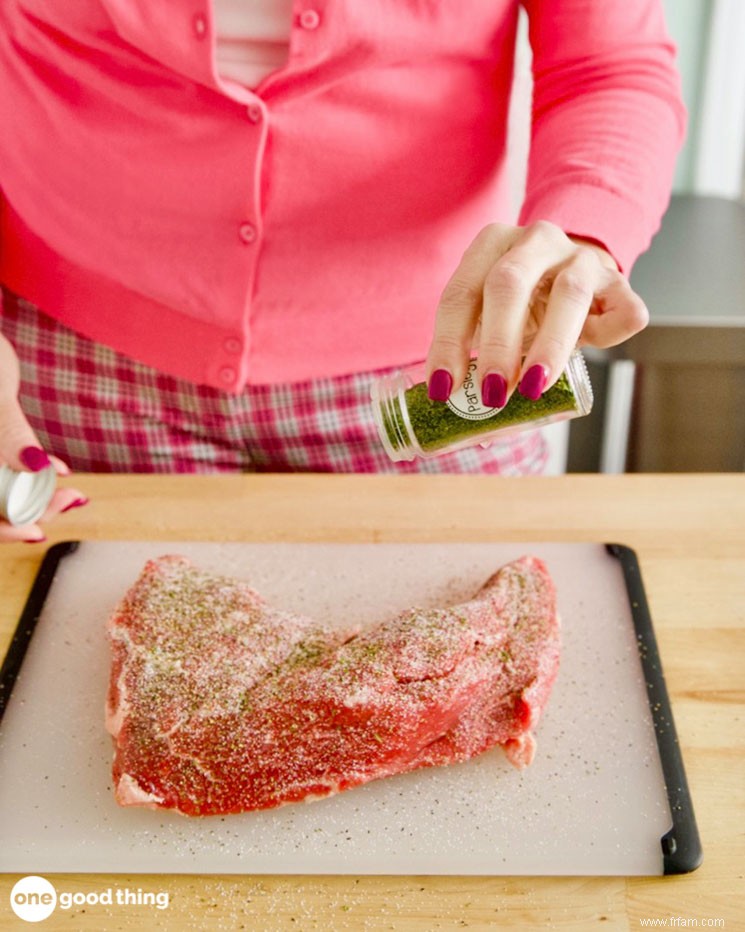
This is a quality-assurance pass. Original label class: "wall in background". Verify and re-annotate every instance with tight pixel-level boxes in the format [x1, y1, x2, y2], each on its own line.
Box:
[664, 0, 745, 199]
[663, 0, 711, 193]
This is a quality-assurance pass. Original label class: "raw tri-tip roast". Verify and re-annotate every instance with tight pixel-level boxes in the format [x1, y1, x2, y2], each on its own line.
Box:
[106, 555, 560, 816]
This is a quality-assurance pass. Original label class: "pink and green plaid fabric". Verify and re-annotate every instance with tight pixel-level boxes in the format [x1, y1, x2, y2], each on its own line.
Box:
[0, 289, 547, 475]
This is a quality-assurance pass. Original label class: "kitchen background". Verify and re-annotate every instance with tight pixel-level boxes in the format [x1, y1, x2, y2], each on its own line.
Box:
[508, 0, 745, 473]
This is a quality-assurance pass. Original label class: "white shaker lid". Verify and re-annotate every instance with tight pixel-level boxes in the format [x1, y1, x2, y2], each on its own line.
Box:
[0, 465, 57, 526]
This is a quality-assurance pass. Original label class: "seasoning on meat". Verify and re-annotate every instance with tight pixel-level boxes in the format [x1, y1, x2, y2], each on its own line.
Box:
[106, 555, 560, 816]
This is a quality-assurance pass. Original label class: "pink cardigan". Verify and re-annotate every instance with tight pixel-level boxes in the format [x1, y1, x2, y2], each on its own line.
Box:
[0, 1, 685, 390]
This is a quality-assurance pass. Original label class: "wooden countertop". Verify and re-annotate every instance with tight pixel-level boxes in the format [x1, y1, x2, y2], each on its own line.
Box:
[1, 474, 743, 931]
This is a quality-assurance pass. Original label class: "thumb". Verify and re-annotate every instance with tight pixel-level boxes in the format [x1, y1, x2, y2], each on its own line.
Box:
[0, 332, 52, 472]
[0, 396, 52, 472]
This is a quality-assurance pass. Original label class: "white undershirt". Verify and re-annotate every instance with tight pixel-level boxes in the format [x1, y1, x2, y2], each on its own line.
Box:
[212, 0, 294, 89]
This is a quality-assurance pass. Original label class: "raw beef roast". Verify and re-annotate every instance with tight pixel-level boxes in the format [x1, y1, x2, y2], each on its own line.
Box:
[106, 555, 560, 816]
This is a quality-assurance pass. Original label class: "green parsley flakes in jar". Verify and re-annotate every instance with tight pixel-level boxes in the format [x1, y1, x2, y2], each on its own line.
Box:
[370, 348, 593, 463]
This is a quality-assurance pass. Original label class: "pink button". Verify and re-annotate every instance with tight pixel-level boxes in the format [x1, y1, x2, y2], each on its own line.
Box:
[299, 9, 320, 30]
[246, 104, 263, 124]
[223, 337, 242, 354]
[192, 13, 207, 39]
[238, 222, 257, 244]
[218, 366, 236, 384]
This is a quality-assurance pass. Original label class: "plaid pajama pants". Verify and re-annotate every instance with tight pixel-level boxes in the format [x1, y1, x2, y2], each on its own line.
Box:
[0, 288, 547, 474]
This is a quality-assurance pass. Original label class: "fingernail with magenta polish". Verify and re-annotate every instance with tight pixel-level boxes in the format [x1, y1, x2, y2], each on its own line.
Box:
[19, 446, 52, 472]
[428, 369, 453, 402]
[518, 364, 548, 400]
[481, 373, 507, 409]
[61, 497, 89, 513]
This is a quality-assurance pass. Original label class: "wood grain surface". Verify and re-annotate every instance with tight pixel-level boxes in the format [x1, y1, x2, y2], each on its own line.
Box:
[0, 474, 743, 932]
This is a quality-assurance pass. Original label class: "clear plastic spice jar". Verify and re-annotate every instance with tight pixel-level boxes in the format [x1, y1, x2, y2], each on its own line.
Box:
[0, 464, 57, 526]
[370, 348, 594, 463]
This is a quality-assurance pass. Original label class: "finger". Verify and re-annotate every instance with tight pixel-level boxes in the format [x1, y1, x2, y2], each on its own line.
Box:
[0, 402, 70, 475]
[49, 454, 73, 477]
[518, 249, 600, 398]
[0, 488, 88, 543]
[0, 332, 69, 475]
[0, 333, 44, 471]
[425, 224, 519, 400]
[0, 521, 46, 543]
[0, 393, 53, 472]
[477, 223, 575, 407]
[579, 278, 649, 349]
[41, 487, 89, 521]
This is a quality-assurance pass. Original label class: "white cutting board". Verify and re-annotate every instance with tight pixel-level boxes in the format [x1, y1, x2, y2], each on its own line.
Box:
[0, 541, 675, 875]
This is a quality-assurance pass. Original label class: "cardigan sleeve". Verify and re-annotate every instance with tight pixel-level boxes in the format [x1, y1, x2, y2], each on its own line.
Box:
[517, 0, 687, 273]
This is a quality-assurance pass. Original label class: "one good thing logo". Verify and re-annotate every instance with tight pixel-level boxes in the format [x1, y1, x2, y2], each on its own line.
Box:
[9, 876, 170, 923]
[9, 877, 57, 923]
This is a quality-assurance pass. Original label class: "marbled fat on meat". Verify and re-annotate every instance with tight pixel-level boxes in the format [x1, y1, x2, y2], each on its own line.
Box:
[106, 555, 560, 816]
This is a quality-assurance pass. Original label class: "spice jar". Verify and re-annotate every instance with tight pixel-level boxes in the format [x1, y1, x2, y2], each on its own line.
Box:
[370, 348, 593, 463]
[0, 464, 57, 526]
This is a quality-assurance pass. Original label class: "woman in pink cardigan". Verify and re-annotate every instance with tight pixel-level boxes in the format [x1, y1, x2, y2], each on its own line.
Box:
[0, 0, 685, 540]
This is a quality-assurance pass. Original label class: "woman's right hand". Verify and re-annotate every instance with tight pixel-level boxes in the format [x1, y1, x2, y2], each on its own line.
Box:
[0, 332, 88, 542]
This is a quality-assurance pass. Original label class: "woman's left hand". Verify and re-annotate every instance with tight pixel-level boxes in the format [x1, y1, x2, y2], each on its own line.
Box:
[424, 220, 649, 406]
